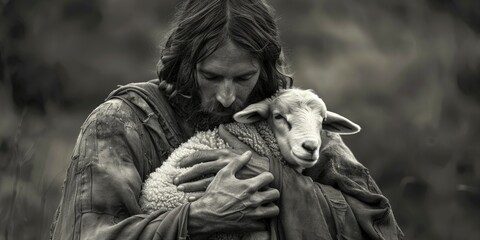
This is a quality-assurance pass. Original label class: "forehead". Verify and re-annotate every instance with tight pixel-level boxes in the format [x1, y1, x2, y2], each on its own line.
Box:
[273, 90, 327, 117]
[197, 40, 259, 75]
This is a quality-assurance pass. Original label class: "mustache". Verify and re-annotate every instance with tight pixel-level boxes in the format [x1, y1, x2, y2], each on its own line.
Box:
[200, 97, 244, 115]
[184, 97, 246, 131]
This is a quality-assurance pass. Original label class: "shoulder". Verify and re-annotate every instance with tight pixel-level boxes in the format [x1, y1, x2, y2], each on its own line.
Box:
[81, 98, 143, 139]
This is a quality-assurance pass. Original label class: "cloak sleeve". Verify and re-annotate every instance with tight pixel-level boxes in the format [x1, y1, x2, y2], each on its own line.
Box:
[50, 99, 191, 240]
[269, 131, 404, 240]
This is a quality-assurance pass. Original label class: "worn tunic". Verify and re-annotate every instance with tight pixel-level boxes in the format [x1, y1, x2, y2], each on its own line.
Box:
[50, 81, 193, 239]
[50, 80, 403, 240]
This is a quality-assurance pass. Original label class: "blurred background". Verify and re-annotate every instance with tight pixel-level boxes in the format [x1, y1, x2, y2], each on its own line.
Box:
[1, 0, 479, 239]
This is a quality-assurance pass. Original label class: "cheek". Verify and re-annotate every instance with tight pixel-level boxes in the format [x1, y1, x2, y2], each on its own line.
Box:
[275, 134, 291, 155]
[197, 78, 217, 100]
[273, 125, 290, 149]
[236, 76, 259, 100]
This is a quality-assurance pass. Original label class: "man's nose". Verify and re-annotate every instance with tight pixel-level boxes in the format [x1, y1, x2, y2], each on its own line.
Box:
[216, 80, 236, 107]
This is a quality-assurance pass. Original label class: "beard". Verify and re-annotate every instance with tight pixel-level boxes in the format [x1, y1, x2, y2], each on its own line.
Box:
[185, 97, 246, 132]
[167, 82, 267, 133]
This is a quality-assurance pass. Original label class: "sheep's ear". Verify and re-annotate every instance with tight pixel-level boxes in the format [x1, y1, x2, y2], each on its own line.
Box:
[233, 99, 271, 124]
[323, 111, 361, 135]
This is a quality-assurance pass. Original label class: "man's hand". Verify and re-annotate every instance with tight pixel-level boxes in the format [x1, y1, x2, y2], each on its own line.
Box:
[173, 124, 278, 236]
[187, 151, 279, 236]
[174, 125, 271, 199]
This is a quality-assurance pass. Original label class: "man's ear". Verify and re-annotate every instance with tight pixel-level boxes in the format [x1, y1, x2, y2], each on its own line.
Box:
[323, 111, 361, 135]
[233, 99, 271, 124]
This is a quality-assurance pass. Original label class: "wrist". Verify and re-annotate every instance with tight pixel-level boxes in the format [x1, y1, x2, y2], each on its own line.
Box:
[187, 197, 218, 238]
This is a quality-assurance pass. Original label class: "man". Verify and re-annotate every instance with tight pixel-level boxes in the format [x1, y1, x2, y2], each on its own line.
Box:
[50, 0, 403, 239]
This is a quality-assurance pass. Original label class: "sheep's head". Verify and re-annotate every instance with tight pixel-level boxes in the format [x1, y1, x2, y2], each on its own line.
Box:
[233, 88, 361, 172]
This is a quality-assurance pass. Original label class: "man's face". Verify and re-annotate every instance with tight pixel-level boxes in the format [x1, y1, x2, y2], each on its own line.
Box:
[196, 40, 260, 118]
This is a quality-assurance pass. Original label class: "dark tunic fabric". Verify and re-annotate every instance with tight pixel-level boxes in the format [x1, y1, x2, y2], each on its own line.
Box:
[50, 80, 403, 240]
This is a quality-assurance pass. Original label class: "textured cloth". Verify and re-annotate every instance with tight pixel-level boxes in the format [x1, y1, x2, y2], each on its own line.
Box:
[50, 81, 191, 240]
[225, 122, 404, 240]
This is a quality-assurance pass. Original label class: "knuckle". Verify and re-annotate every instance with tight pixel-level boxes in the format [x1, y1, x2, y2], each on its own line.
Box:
[219, 149, 230, 156]
[220, 158, 232, 166]
[191, 163, 203, 173]
[217, 167, 229, 177]
[191, 151, 202, 159]
[179, 157, 191, 167]
[219, 157, 228, 164]
[244, 182, 253, 190]
[245, 184, 257, 193]
[183, 152, 200, 165]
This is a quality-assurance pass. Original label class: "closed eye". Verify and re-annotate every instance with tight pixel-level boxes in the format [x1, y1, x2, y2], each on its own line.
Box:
[203, 74, 221, 81]
[236, 74, 254, 81]
[273, 114, 292, 130]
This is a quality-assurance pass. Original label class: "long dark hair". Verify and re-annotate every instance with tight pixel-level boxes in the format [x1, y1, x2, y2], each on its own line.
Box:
[157, 0, 292, 116]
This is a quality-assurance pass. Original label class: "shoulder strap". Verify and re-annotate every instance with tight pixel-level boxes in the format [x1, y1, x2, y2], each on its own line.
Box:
[105, 79, 186, 159]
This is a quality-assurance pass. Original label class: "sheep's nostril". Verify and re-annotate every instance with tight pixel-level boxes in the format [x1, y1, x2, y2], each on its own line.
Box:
[302, 141, 318, 154]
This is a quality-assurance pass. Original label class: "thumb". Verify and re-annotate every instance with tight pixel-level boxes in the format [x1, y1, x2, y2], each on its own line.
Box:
[218, 124, 251, 151]
[226, 151, 252, 175]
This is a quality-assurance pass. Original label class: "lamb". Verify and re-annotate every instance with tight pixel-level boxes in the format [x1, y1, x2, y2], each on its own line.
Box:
[233, 88, 361, 172]
[139, 88, 361, 239]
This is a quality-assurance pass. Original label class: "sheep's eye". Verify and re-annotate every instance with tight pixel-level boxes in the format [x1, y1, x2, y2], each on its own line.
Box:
[274, 114, 292, 130]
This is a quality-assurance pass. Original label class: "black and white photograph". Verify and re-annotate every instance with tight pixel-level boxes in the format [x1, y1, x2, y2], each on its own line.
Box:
[1, 0, 479, 239]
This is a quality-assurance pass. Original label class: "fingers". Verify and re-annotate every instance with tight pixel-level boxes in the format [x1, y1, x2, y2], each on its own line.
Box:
[180, 150, 226, 168]
[186, 192, 205, 202]
[174, 161, 223, 185]
[244, 188, 280, 208]
[244, 172, 274, 192]
[221, 151, 252, 175]
[244, 202, 279, 219]
[178, 176, 214, 193]
[219, 124, 250, 151]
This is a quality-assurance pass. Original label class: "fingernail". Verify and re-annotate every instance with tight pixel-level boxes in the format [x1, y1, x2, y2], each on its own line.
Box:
[177, 185, 185, 191]
[188, 196, 196, 201]
[173, 177, 179, 185]
[243, 151, 252, 156]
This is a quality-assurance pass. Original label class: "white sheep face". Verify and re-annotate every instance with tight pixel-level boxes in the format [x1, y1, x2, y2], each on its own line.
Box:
[234, 88, 361, 172]
[269, 90, 325, 171]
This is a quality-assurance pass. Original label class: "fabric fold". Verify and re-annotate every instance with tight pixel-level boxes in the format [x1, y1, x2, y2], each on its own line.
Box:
[223, 121, 404, 240]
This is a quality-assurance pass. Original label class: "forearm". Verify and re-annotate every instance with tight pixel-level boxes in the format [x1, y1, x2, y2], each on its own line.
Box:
[50, 159, 192, 240]
[52, 203, 190, 240]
